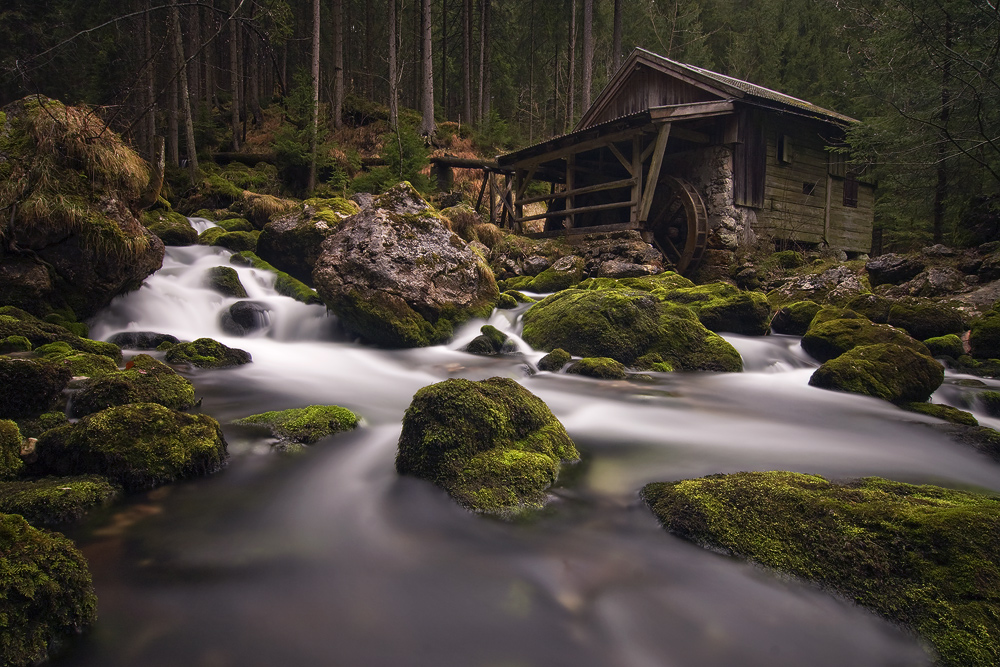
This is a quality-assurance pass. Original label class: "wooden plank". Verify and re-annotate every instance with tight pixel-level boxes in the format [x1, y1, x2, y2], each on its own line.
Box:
[566, 155, 576, 228]
[631, 135, 642, 223]
[518, 125, 652, 168]
[517, 199, 637, 224]
[638, 123, 672, 221]
[824, 172, 833, 245]
[428, 156, 500, 169]
[516, 178, 636, 205]
[607, 143, 632, 174]
[647, 100, 735, 121]
[526, 221, 640, 239]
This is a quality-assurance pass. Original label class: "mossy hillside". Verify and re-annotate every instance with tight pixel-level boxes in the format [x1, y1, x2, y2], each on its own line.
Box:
[0, 307, 121, 362]
[141, 209, 197, 246]
[0, 419, 23, 479]
[566, 357, 627, 380]
[396, 378, 579, 514]
[0, 476, 120, 527]
[165, 337, 251, 368]
[641, 471, 1000, 667]
[32, 341, 119, 378]
[70, 354, 196, 417]
[230, 251, 323, 305]
[924, 334, 965, 359]
[658, 282, 771, 336]
[770, 300, 821, 336]
[900, 402, 979, 426]
[233, 405, 359, 444]
[537, 348, 571, 372]
[31, 403, 228, 492]
[801, 316, 930, 363]
[204, 266, 248, 298]
[0, 513, 97, 667]
[0, 358, 72, 419]
[809, 343, 945, 403]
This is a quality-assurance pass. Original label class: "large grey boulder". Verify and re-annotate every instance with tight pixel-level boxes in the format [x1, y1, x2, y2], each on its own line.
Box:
[865, 253, 925, 287]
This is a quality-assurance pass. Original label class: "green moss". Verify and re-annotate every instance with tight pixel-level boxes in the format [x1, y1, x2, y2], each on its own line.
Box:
[537, 348, 571, 372]
[396, 377, 578, 515]
[31, 403, 227, 492]
[71, 354, 196, 417]
[843, 294, 893, 323]
[503, 290, 535, 304]
[900, 402, 979, 426]
[216, 217, 254, 232]
[0, 513, 97, 666]
[0, 476, 120, 527]
[204, 266, 248, 298]
[33, 342, 119, 378]
[770, 300, 821, 336]
[233, 405, 359, 444]
[925, 334, 965, 359]
[229, 252, 323, 305]
[0, 308, 121, 363]
[616, 271, 695, 292]
[641, 471, 1000, 667]
[165, 337, 251, 368]
[810, 306, 866, 326]
[499, 276, 534, 292]
[566, 357, 627, 380]
[527, 256, 585, 292]
[496, 293, 518, 309]
[887, 299, 966, 341]
[969, 311, 1000, 359]
[197, 226, 227, 246]
[0, 358, 72, 420]
[141, 209, 197, 246]
[304, 196, 360, 221]
[0, 420, 23, 479]
[202, 172, 243, 202]
[0, 336, 31, 353]
[659, 282, 771, 336]
[212, 230, 260, 252]
[768, 250, 806, 269]
[802, 317, 930, 363]
[14, 412, 68, 439]
[809, 343, 945, 402]
[978, 391, 1000, 417]
[466, 325, 516, 356]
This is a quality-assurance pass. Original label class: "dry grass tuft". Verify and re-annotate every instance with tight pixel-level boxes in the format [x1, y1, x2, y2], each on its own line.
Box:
[235, 191, 299, 228]
[472, 222, 503, 249]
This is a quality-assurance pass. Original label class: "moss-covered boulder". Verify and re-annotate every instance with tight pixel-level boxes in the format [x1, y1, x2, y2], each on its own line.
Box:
[233, 405, 359, 445]
[32, 341, 119, 378]
[141, 209, 197, 246]
[526, 255, 586, 292]
[204, 266, 248, 298]
[809, 343, 945, 402]
[0, 96, 165, 319]
[257, 200, 358, 283]
[198, 227, 259, 252]
[537, 348, 571, 372]
[312, 183, 499, 348]
[0, 513, 97, 666]
[396, 378, 578, 514]
[0, 476, 120, 527]
[969, 310, 1000, 359]
[886, 299, 966, 341]
[801, 316, 930, 363]
[521, 288, 742, 372]
[924, 334, 965, 358]
[70, 354, 196, 417]
[216, 217, 254, 232]
[495, 292, 518, 309]
[770, 300, 821, 336]
[31, 403, 227, 492]
[106, 331, 180, 350]
[900, 402, 979, 426]
[229, 251, 323, 305]
[0, 307, 121, 362]
[0, 358, 72, 419]
[164, 337, 251, 368]
[0, 419, 23, 479]
[465, 325, 517, 356]
[642, 471, 1000, 667]
[658, 282, 771, 336]
[0, 335, 31, 353]
[566, 357, 627, 380]
[977, 391, 1000, 417]
[14, 412, 69, 439]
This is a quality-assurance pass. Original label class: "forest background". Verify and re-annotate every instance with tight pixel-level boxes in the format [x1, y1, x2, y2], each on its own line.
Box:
[1, 0, 998, 251]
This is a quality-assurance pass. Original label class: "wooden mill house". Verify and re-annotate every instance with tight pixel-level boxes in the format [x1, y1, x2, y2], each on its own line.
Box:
[488, 48, 874, 275]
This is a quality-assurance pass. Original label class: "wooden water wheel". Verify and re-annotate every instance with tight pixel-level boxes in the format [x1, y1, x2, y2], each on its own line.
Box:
[641, 175, 709, 275]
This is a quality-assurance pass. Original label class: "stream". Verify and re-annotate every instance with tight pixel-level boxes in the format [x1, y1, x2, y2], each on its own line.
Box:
[61, 225, 1000, 666]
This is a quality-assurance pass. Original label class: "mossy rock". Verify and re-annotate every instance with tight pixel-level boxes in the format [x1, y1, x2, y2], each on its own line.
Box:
[924, 334, 965, 359]
[802, 317, 929, 363]
[229, 251, 323, 305]
[14, 412, 69, 439]
[527, 255, 585, 292]
[496, 293, 518, 309]
[233, 405, 359, 444]
[213, 230, 260, 252]
[32, 342, 119, 378]
[0, 307, 121, 362]
[503, 290, 535, 304]
[303, 196, 361, 222]
[968, 311, 1000, 359]
[566, 357, 627, 380]
[0, 476, 120, 527]
[0, 419, 23, 479]
[978, 391, 1000, 418]
[0, 358, 72, 420]
[395, 377, 579, 515]
[204, 266, 248, 298]
[70, 354, 196, 417]
[197, 226, 227, 246]
[537, 348, 571, 372]
[165, 337, 251, 368]
[642, 471, 1000, 667]
[844, 293, 894, 323]
[141, 209, 197, 246]
[216, 217, 254, 232]
[659, 282, 771, 336]
[770, 300, 821, 336]
[578, 271, 694, 295]
[465, 325, 517, 356]
[0, 335, 31, 353]
[809, 305, 866, 327]
[31, 403, 227, 492]
[809, 343, 944, 402]
[0, 513, 97, 666]
[768, 250, 806, 269]
[900, 402, 979, 426]
[887, 299, 966, 341]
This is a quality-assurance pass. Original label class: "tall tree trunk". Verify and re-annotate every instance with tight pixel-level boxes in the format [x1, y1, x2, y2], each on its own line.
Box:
[933, 15, 952, 244]
[308, 0, 321, 194]
[478, 0, 488, 124]
[462, 0, 472, 125]
[528, 0, 535, 144]
[420, 0, 435, 136]
[566, 0, 576, 132]
[582, 0, 593, 109]
[333, 0, 344, 129]
[168, 41, 180, 166]
[612, 0, 622, 71]
[388, 0, 399, 129]
[441, 0, 448, 118]
[204, 3, 215, 107]
[229, 0, 241, 151]
[188, 6, 201, 109]
[552, 35, 559, 135]
[365, 0, 374, 98]
[246, 1, 263, 126]
[170, 0, 198, 179]
[144, 0, 156, 161]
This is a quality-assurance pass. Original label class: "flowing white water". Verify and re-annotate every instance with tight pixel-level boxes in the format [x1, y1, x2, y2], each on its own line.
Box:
[66, 239, 1000, 667]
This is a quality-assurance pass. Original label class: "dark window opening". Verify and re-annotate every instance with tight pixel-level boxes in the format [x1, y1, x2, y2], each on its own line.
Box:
[802, 182, 816, 196]
[843, 172, 858, 208]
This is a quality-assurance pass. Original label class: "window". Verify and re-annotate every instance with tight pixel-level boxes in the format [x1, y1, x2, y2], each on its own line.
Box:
[843, 171, 858, 208]
[778, 134, 793, 163]
[802, 182, 816, 196]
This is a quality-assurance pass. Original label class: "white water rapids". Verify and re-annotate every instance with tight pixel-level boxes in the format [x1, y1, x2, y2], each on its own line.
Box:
[63, 235, 1000, 666]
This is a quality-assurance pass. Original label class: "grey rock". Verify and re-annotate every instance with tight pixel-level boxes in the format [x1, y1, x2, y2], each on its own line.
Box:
[522, 255, 551, 276]
[865, 253, 925, 287]
[220, 301, 271, 336]
[107, 332, 180, 349]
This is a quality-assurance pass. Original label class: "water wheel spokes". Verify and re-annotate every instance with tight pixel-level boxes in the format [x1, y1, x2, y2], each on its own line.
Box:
[642, 175, 709, 275]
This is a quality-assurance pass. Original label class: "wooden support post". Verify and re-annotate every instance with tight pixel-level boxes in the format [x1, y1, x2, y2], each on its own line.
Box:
[475, 173, 488, 214]
[489, 172, 496, 226]
[607, 142, 631, 173]
[824, 172, 833, 246]
[638, 123, 671, 222]
[566, 154, 576, 228]
[631, 135, 642, 223]
[514, 170, 524, 222]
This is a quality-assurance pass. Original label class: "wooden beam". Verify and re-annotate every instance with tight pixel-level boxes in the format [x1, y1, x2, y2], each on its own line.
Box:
[648, 100, 735, 121]
[607, 142, 632, 174]
[631, 135, 642, 223]
[428, 156, 500, 169]
[638, 123, 672, 222]
[526, 221, 640, 239]
[516, 178, 636, 205]
[517, 199, 637, 223]
[824, 172, 833, 245]
[566, 154, 576, 228]
[519, 125, 653, 168]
